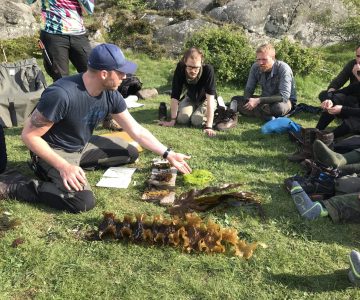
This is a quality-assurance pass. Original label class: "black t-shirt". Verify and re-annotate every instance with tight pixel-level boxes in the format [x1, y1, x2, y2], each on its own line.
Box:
[171, 62, 216, 103]
[37, 73, 127, 152]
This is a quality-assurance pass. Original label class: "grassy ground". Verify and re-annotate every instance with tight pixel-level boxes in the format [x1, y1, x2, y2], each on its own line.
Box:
[0, 47, 360, 300]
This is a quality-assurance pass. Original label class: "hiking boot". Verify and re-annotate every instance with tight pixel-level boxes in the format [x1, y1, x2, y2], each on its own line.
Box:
[316, 130, 334, 149]
[102, 116, 122, 131]
[287, 128, 319, 162]
[215, 110, 238, 131]
[301, 159, 339, 179]
[288, 130, 303, 145]
[284, 174, 335, 197]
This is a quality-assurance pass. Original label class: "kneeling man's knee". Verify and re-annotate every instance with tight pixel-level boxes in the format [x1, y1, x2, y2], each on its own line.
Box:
[72, 190, 96, 213]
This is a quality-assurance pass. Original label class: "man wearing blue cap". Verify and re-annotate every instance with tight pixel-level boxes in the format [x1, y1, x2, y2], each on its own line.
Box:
[0, 43, 191, 213]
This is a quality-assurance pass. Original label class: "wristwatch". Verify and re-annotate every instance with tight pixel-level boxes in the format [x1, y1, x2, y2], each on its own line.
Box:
[162, 148, 171, 159]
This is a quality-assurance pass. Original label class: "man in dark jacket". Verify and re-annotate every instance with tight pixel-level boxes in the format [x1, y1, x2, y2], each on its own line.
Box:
[316, 45, 360, 137]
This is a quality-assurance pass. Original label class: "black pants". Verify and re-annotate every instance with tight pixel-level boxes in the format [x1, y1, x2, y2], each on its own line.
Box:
[15, 135, 139, 213]
[316, 93, 360, 138]
[40, 31, 92, 81]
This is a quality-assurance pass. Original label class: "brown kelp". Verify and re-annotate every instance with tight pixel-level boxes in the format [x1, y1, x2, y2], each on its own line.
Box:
[168, 183, 265, 219]
[89, 212, 259, 259]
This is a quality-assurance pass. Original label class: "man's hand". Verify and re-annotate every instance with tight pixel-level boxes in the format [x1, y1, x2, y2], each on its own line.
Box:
[244, 98, 260, 110]
[327, 105, 342, 115]
[159, 120, 176, 127]
[204, 128, 216, 137]
[352, 64, 360, 78]
[166, 152, 191, 174]
[58, 163, 87, 191]
[321, 100, 333, 110]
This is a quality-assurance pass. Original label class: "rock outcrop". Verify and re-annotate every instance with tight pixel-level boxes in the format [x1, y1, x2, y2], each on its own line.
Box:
[0, 0, 351, 54]
[0, 1, 39, 40]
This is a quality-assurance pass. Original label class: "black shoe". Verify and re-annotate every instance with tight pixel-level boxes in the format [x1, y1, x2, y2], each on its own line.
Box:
[0, 169, 27, 200]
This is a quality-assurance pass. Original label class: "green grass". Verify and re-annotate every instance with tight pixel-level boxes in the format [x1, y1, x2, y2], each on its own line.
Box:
[1, 47, 360, 299]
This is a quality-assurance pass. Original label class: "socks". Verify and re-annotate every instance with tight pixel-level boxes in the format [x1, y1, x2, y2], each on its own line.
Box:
[290, 181, 328, 220]
[313, 140, 347, 168]
[349, 250, 360, 287]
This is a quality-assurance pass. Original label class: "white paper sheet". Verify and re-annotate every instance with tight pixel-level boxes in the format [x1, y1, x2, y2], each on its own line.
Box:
[96, 167, 137, 188]
[124, 95, 144, 108]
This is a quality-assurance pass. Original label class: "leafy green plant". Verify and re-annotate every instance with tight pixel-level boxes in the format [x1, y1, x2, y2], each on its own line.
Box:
[106, 0, 148, 10]
[183, 169, 214, 186]
[108, 10, 166, 58]
[274, 38, 323, 76]
[0, 36, 40, 62]
[185, 26, 254, 84]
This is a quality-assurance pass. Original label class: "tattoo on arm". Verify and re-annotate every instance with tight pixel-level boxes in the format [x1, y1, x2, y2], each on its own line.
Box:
[30, 110, 52, 128]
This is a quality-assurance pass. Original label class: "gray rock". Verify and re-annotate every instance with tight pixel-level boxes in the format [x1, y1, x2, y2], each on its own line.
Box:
[154, 19, 217, 54]
[137, 88, 159, 100]
[142, 14, 174, 30]
[148, 0, 213, 12]
[206, 0, 349, 46]
[0, 1, 38, 40]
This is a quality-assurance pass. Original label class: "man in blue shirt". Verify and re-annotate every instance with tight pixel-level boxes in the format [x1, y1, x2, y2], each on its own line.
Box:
[0, 44, 191, 213]
[232, 43, 296, 120]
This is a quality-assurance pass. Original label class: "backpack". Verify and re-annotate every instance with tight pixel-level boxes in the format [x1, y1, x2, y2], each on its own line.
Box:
[0, 58, 47, 127]
[118, 74, 142, 98]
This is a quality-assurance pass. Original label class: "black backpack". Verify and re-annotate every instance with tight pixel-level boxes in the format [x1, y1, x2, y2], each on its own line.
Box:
[118, 74, 142, 98]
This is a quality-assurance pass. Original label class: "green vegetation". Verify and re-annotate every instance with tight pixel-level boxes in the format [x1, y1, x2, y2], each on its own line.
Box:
[186, 26, 254, 84]
[275, 38, 323, 76]
[1, 42, 360, 299]
[0, 36, 40, 62]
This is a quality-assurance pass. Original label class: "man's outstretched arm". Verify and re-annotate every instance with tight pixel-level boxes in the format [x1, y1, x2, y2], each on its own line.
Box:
[113, 109, 191, 174]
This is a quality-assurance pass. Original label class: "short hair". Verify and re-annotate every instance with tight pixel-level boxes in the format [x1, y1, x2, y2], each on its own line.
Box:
[182, 47, 204, 64]
[356, 45, 360, 51]
[87, 66, 101, 73]
[256, 43, 276, 58]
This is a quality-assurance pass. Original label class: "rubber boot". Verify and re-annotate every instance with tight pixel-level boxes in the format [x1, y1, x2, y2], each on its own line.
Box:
[288, 128, 319, 162]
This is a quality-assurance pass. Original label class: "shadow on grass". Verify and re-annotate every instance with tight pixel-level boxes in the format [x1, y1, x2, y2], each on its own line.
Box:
[269, 270, 350, 292]
[130, 108, 158, 125]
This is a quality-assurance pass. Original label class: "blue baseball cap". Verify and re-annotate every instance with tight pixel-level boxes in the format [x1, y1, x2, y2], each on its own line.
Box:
[88, 43, 137, 74]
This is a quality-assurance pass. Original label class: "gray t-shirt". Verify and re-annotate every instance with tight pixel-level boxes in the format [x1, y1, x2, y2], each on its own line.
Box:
[37, 73, 126, 152]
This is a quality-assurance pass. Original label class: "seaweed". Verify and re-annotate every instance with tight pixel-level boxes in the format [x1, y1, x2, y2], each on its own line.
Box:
[168, 184, 265, 220]
[88, 212, 260, 259]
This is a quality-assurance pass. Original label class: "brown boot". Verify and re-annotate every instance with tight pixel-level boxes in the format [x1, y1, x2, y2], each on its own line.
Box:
[287, 128, 319, 162]
[316, 130, 334, 149]
[102, 115, 122, 131]
[215, 109, 238, 131]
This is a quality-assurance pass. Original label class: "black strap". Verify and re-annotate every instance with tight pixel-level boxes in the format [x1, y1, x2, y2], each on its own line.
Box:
[8, 101, 17, 127]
